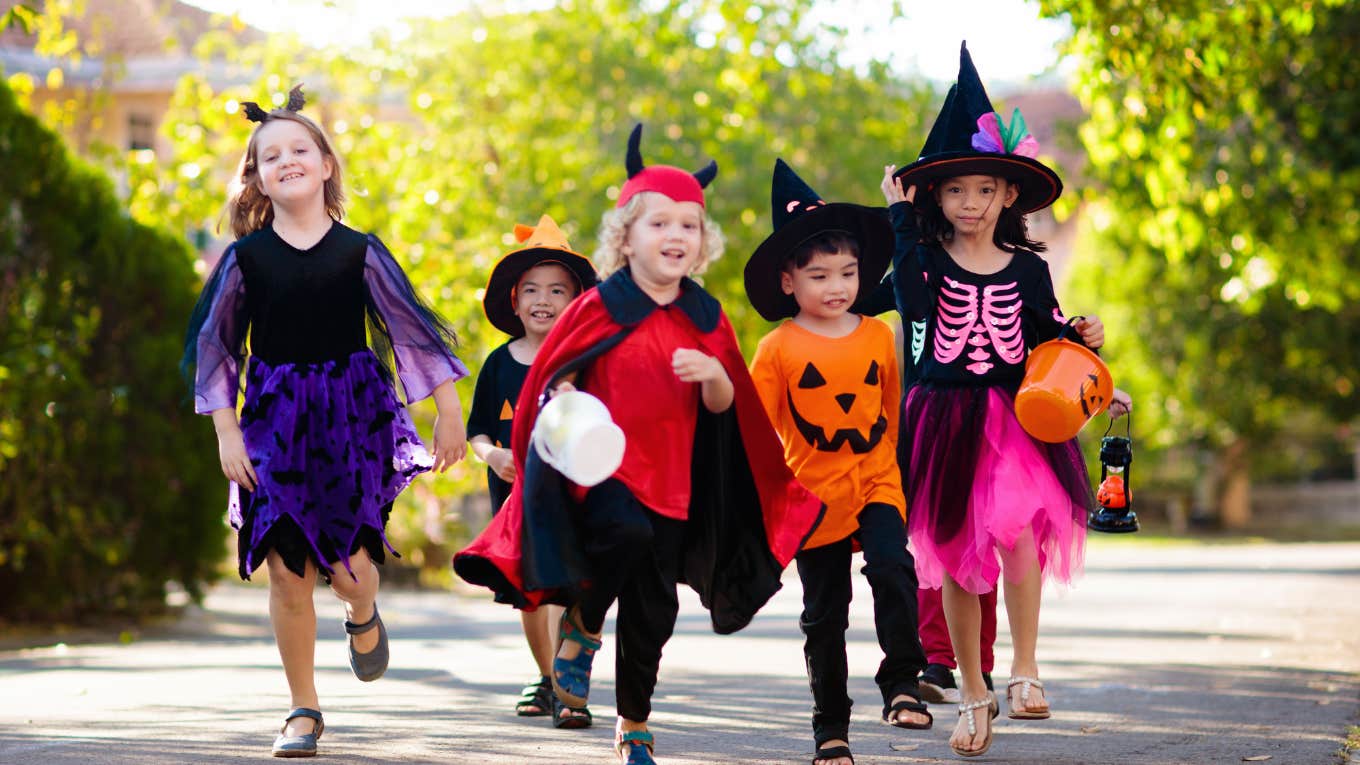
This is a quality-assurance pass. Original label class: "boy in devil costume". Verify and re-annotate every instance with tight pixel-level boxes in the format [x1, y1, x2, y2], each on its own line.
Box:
[454, 124, 824, 765]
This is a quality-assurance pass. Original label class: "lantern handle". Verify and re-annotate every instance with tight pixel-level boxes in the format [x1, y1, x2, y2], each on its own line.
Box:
[1102, 408, 1131, 441]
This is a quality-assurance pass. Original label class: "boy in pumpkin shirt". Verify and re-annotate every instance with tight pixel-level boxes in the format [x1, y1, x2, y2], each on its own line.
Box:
[746, 160, 931, 765]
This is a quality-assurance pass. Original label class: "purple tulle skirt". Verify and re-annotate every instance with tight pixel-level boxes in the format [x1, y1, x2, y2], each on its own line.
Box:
[228, 349, 431, 580]
[903, 385, 1091, 594]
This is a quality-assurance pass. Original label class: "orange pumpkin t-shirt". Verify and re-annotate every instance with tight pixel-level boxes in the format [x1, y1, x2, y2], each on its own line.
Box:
[750, 316, 905, 550]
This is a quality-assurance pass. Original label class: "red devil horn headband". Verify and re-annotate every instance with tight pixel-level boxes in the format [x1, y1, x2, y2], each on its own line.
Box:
[617, 123, 717, 208]
[241, 84, 307, 124]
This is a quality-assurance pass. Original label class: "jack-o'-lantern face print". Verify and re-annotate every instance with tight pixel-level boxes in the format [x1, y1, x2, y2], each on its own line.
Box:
[1079, 372, 1106, 417]
[785, 360, 887, 453]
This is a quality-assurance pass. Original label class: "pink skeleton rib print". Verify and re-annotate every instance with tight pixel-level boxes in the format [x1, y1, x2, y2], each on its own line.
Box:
[933, 276, 1026, 375]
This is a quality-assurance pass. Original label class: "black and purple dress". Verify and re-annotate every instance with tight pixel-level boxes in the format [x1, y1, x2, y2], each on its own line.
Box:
[889, 201, 1093, 595]
[185, 221, 467, 580]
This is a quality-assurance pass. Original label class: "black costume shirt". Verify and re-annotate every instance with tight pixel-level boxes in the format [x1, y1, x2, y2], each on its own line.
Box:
[466, 341, 530, 514]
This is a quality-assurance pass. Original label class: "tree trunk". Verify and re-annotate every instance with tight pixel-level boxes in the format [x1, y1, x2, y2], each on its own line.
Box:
[1216, 438, 1253, 529]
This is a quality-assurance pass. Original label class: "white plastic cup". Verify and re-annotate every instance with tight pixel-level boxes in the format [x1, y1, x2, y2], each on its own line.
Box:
[531, 390, 626, 487]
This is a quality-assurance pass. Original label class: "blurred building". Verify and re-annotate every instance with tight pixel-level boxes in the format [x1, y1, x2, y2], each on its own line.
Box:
[0, 0, 260, 157]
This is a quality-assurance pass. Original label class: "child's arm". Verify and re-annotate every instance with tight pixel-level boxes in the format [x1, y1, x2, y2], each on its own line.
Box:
[469, 434, 515, 482]
[880, 167, 932, 321]
[430, 378, 467, 473]
[673, 349, 733, 413]
[211, 407, 257, 491]
[363, 236, 469, 403]
[881, 333, 901, 447]
[748, 337, 785, 435]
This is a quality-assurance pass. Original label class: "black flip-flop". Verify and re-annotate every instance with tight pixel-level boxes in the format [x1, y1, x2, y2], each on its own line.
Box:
[812, 744, 854, 764]
[882, 695, 934, 730]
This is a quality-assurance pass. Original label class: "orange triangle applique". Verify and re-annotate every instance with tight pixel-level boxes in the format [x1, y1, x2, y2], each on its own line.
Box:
[499, 399, 514, 420]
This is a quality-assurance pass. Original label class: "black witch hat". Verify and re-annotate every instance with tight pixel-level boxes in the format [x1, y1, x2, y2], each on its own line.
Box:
[744, 159, 893, 321]
[893, 42, 1062, 215]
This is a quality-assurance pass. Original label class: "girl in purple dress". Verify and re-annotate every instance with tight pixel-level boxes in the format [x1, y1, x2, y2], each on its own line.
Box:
[182, 87, 467, 757]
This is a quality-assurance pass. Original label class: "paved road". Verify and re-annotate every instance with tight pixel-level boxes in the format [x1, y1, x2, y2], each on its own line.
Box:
[2, 539, 1358, 764]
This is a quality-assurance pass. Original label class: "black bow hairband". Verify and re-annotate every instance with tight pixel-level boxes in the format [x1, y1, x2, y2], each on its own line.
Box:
[241, 84, 306, 124]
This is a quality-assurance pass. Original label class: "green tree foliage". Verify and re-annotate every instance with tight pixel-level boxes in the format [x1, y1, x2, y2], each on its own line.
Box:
[125, 1, 935, 566]
[1040, 0, 1359, 516]
[0, 79, 226, 622]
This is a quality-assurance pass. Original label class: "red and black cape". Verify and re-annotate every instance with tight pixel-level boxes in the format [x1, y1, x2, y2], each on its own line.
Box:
[453, 268, 824, 634]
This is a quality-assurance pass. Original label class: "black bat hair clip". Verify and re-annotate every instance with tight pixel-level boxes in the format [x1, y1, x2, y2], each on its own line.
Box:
[240, 84, 307, 124]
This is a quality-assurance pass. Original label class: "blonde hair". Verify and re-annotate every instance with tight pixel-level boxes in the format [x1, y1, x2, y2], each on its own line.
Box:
[225, 110, 346, 238]
[594, 191, 725, 279]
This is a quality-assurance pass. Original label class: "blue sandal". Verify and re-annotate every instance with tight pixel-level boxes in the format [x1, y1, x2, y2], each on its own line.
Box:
[615, 729, 655, 765]
[271, 707, 323, 758]
[552, 608, 601, 708]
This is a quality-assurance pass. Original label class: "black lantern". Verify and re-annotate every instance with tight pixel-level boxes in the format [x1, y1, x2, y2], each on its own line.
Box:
[1089, 415, 1138, 533]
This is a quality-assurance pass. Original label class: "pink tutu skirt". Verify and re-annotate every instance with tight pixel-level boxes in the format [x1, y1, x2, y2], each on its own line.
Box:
[903, 385, 1091, 594]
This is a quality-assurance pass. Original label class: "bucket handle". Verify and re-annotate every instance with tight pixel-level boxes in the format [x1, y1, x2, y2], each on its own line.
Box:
[1055, 315, 1085, 343]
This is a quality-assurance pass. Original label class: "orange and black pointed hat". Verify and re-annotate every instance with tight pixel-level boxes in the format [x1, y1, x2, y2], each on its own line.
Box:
[743, 159, 892, 321]
[483, 215, 598, 336]
[893, 42, 1062, 214]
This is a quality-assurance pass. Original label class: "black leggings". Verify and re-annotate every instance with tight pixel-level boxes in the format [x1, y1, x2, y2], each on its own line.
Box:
[575, 479, 685, 722]
[795, 502, 926, 745]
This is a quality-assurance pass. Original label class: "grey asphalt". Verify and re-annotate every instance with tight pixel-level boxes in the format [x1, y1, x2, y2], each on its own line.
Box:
[1, 538, 1358, 764]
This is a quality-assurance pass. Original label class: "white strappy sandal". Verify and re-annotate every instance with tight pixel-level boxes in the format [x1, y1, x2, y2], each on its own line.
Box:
[1007, 676, 1051, 719]
[951, 696, 994, 758]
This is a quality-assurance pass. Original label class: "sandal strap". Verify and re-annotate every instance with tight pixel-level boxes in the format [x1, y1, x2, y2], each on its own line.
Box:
[618, 730, 654, 750]
[344, 605, 381, 635]
[280, 707, 324, 738]
[616, 729, 654, 761]
[561, 609, 603, 651]
[1008, 676, 1044, 705]
[520, 675, 552, 696]
[957, 697, 989, 736]
[888, 698, 928, 714]
[813, 744, 854, 764]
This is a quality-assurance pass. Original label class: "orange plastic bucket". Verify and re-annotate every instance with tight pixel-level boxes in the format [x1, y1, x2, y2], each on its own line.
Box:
[1014, 318, 1113, 443]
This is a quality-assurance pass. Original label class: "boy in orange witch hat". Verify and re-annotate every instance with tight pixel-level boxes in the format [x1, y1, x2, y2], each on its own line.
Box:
[466, 214, 597, 728]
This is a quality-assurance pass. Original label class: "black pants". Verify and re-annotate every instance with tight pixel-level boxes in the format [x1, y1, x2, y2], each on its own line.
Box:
[795, 502, 926, 746]
[575, 479, 685, 722]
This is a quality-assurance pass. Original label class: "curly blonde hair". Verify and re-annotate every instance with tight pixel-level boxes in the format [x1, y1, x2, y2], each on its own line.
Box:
[594, 191, 725, 279]
[225, 110, 346, 238]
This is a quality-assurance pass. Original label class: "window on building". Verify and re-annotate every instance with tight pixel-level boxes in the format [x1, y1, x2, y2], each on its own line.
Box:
[128, 113, 156, 152]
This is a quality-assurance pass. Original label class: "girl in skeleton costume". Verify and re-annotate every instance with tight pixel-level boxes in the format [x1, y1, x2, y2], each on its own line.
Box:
[880, 44, 1128, 758]
[183, 87, 467, 757]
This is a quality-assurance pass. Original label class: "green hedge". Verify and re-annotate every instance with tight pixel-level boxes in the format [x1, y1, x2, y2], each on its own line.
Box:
[0, 80, 225, 623]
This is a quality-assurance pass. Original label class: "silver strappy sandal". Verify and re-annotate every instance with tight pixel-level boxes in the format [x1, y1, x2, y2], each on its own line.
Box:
[1006, 676, 1051, 719]
[951, 696, 994, 758]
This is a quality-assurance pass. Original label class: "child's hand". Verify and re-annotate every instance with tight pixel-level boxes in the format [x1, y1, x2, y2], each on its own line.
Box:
[552, 379, 577, 396]
[881, 165, 916, 205]
[432, 413, 466, 473]
[672, 348, 724, 384]
[216, 425, 257, 491]
[487, 446, 517, 483]
[1109, 388, 1133, 419]
[1075, 315, 1105, 349]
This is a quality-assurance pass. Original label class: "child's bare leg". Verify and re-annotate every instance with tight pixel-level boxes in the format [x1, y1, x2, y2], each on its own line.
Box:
[942, 576, 989, 753]
[525, 605, 558, 677]
[330, 548, 381, 653]
[999, 530, 1047, 713]
[266, 551, 320, 737]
